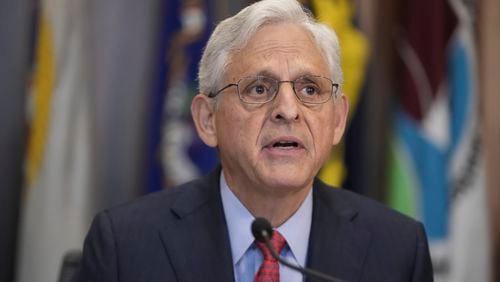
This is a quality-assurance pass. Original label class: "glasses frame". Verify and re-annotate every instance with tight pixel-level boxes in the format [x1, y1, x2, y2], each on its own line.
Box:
[207, 75, 340, 105]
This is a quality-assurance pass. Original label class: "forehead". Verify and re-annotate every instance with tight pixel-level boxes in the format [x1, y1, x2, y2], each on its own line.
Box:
[227, 23, 330, 79]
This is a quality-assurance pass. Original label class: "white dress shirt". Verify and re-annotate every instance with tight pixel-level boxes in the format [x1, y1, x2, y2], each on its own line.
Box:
[220, 171, 313, 282]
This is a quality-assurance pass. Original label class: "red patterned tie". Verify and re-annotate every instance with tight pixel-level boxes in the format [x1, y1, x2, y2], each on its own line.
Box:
[254, 230, 286, 282]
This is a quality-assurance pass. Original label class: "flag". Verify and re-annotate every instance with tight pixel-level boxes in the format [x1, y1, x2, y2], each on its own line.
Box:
[387, 0, 490, 281]
[156, 0, 218, 189]
[310, 0, 369, 187]
[16, 0, 94, 281]
[0, 1, 33, 281]
[146, 0, 182, 192]
[86, 0, 162, 204]
[477, 0, 500, 279]
[446, 0, 489, 280]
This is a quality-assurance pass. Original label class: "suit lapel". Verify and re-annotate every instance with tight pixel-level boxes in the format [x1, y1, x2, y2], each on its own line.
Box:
[307, 179, 371, 282]
[158, 169, 234, 282]
[156, 173, 371, 282]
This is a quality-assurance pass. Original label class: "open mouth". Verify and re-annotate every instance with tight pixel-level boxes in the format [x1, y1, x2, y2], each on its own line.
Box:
[272, 141, 299, 148]
[264, 137, 304, 150]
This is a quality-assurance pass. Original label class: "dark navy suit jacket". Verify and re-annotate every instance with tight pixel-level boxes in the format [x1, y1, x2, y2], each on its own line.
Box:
[76, 168, 433, 282]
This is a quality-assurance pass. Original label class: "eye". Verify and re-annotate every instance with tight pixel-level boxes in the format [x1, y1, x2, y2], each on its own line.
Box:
[251, 84, 267, 95]
[297, 81, 321, 96]
[241, 77, 275, 97]
[303, 84, 320, 96]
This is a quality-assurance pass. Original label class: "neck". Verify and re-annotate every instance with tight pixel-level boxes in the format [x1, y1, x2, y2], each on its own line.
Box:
[223, 171, 312, 227]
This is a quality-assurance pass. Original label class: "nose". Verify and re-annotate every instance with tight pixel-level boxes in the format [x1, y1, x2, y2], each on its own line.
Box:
[270, 81, 301, 123]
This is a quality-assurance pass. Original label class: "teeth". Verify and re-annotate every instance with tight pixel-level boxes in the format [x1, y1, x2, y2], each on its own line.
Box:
[273, 141, 298, 147]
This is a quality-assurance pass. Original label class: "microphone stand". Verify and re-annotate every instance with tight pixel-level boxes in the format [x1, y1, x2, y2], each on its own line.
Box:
[262, 238, 345, 282]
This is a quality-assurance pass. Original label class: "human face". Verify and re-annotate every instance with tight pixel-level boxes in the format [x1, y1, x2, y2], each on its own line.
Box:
[199, 23, 348, 196]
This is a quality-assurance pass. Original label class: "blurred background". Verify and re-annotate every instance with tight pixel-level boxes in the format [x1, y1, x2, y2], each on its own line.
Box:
[0, 0, 498, 281]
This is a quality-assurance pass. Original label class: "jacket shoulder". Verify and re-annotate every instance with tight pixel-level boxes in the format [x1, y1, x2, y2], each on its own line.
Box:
[314, 180, 423, 233]
[101, 173, 218, 230]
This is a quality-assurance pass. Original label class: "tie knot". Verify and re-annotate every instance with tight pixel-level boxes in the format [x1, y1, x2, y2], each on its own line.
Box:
[255, 230, 286, 261]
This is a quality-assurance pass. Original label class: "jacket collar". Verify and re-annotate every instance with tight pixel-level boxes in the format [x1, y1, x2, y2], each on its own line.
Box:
[159, 167, 235, 281]
[159, 170, 370, 282]
[307, 178, 371, 282]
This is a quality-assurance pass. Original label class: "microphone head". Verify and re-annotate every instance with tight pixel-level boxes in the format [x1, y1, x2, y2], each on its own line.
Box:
[251, 217, 273, 242]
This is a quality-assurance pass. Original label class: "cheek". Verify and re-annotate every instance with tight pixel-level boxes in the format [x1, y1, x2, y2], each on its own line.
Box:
[215, 103, 259, 147]
[310, 112, 337, 150]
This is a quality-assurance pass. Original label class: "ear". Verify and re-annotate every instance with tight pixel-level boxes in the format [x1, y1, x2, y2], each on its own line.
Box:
[332, 93, 349, 145]
[191, 94, 218, 147]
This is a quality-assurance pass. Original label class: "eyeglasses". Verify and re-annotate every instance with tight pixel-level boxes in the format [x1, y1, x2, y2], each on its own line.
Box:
[207, 75, 339, 105]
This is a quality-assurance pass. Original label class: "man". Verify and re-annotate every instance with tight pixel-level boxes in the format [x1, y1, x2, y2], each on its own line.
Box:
[76, 0, 433, 281]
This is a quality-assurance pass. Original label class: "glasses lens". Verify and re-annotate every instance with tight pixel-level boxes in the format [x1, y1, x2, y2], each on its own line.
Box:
[294, 76, 333, 103]
[238, 76, 277, 103]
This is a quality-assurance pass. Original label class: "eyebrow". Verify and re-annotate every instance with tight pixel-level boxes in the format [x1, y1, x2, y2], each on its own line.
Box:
[251, 69, 323, 80]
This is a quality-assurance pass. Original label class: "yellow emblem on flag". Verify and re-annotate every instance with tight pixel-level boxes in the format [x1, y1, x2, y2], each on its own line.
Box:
[311, 0, 369, 186]
[25, 9, 55, 188]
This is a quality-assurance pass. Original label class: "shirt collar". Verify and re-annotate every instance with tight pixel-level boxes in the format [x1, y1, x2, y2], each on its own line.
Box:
[220, 170, 313, 267]
[220, 172, 256, 266]
[276, 187, 312, 267]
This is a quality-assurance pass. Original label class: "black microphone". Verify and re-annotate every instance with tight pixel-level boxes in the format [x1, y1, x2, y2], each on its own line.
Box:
[251, 217, 345, 282]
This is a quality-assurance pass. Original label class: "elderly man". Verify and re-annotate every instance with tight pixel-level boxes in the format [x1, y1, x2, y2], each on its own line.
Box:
[76, 0, 433, 281]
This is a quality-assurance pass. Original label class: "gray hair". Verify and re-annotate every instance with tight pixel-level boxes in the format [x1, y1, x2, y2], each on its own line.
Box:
[198, 0, 343, 96]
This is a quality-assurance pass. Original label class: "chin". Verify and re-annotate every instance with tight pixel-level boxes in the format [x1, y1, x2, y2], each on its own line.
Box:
[260, 168, 313, 191]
